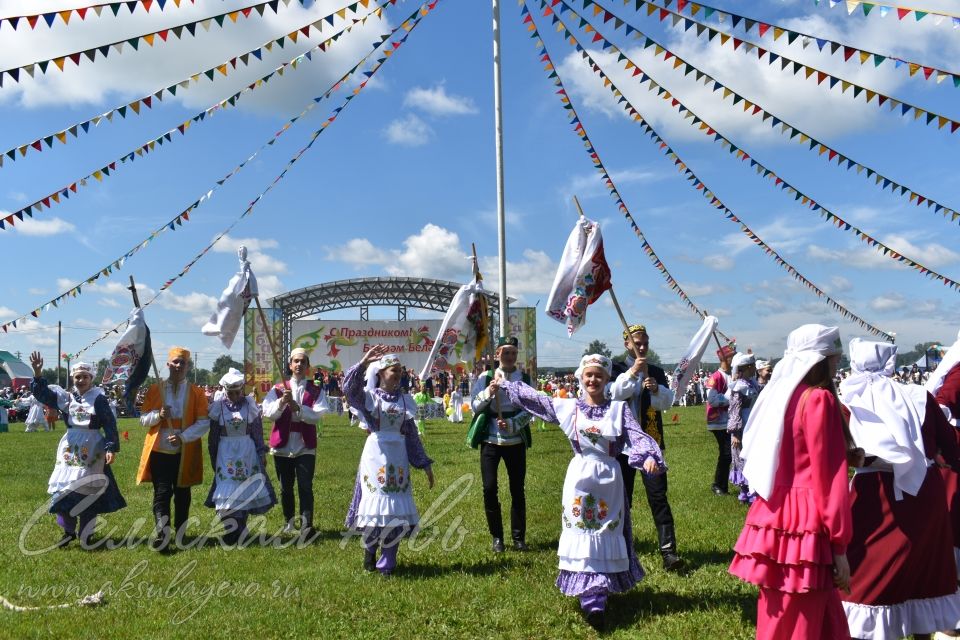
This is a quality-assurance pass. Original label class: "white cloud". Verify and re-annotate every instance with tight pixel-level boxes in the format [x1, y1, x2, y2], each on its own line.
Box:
[212, 234, 288, 275]
[807, 233, 960, 271]
[27, 288, 47, 296]
[383, 113, 433, 146]
[0, 306, 18, 321]
[98, 298, 122, 308]
[325, 238, 387, 268]
[12, 217, 76, 236]
[481, 249, 558, 298]
[828, 275, 853, 293]
[702, 254, 734, 271]
[157, 291, 217, 317]
[2, 0, 393, 113]
[386, 224, 469, 278]
[403, 84, 477, 116]
[870, 293, 905, 312]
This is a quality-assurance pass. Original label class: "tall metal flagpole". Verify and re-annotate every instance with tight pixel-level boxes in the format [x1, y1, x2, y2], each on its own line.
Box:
[492, 0, 508, 337]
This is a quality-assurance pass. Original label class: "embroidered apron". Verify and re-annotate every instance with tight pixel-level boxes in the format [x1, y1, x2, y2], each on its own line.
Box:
[211, 400, 271, 512]
[355, 393, 418, 529]
[48, 391, 107, 496]
[556, 401, 628, 574]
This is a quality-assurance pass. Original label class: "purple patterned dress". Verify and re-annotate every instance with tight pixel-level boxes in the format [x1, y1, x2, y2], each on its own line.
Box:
[500, 381, 664, 600]
[343, 363, 433, 542]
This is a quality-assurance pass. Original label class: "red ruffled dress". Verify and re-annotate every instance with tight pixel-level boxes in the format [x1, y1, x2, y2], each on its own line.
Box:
[840, 392, 960, 639]
[935, 365, 960, 575]
[729, 384, 852, 640]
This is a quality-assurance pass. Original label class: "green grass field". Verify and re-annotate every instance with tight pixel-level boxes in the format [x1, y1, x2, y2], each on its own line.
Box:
[0, 406, 758, 639]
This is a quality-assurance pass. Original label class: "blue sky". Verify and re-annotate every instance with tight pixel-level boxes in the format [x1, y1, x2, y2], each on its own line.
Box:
[1, 0, 959, 372]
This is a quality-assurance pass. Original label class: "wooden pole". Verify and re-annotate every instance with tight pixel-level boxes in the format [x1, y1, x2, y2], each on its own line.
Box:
[253, 296, 285, 382]
[474, 242, 502, 421]
[128, 275, 171, 430]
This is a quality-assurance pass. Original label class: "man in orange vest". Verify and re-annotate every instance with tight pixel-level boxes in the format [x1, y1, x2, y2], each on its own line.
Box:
[137, 347, 210, 551]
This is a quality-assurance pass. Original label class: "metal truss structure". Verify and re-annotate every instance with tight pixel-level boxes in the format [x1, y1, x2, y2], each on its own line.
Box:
[269, 277, 503, 355]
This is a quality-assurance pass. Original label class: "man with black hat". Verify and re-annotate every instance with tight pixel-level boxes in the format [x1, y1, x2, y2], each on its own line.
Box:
[610, 323, 683, 572]
[468, 336, 533, 553]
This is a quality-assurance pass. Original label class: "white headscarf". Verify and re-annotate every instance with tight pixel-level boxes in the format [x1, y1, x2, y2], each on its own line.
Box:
[741, 324, 842, 500]
[730, 352, 756, 380]
[575, 354, 612, 382]
[925, 328, 960, 397]
[840, 339, 928, 499]
[218, 367, 245, 389]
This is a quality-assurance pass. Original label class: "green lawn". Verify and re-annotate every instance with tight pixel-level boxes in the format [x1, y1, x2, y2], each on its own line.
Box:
[0, 406, 757, 639]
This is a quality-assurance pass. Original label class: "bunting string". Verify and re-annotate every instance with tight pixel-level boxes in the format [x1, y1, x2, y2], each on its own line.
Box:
[63, 0, 441, 358]
[636, 0, 959, 87]
[0, 1, 398, 229]
[0, 0, 196, 33]
[0, 0, 301, 88]
[525, 0, 893, 340]
[1, 0, 386, 168]
[578, 0, 960, 137]
[553, 0, 960, 289]
[573, 0, 960, 224]
[516, 5, 730, 341]
[0, 0, 431, 334]
[814, 0, 960, 28]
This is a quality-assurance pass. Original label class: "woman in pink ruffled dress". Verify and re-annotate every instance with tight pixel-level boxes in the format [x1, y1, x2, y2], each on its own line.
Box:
[729, 324, 853, 640]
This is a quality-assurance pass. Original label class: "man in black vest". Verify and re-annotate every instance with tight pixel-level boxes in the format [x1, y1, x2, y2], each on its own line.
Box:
[610, 323, 683, 571]
[469, 336, 532, 553]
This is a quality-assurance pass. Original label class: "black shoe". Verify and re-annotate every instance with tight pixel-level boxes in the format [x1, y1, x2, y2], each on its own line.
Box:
[662, 552, 684, 572]
[56, 532, 77, 549]
[492, 538, 505, 553]
[150, 535, 173, 553]
[711, 483, 728, 496]
[513, 540, 528, 552]
[585, 610, 606, 631]
[363, 550, 377, 572]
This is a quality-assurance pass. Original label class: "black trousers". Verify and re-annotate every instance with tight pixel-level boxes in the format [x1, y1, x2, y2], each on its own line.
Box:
[274, 454, 315, 526]
[480, 442, 526, 541]
[150, 451, 192, 535]
[711, 429, 732, 490]
[617, 453, 674, 528]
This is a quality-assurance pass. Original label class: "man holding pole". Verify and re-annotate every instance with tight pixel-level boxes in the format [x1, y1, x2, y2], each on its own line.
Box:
[262, 348, 328, 538]
[610, 323, 683, 572]
[469, 336, 533, 553]
[137, 347, 210, 551]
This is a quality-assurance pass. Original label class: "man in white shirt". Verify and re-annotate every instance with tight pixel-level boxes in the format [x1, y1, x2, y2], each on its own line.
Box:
[261, 348, 328, 538]
[610, 324, 683, 571]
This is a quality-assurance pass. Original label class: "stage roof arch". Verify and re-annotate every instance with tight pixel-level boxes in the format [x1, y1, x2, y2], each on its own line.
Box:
[269, 277, 504, 355]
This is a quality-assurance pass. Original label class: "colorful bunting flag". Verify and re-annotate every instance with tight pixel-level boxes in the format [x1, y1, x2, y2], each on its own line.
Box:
[555, 0, 960, 287]
[524, 0, 894, 340]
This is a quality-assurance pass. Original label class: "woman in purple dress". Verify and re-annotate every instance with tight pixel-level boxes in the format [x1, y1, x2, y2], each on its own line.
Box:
[489, 353, 663, 629]
[343, 344, 435, 576]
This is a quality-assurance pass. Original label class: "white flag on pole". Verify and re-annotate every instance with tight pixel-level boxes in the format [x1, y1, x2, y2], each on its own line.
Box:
[670, 315, 719, 395]
[545, 217, 612, 336]
[419, 276, 489, 382]
[202, 246, 258, 349]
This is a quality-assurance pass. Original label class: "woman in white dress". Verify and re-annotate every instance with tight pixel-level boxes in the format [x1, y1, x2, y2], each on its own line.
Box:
[204, 368, 276, 545]
[491, 353, 664, 629]
[448, 385, 463, 423]
[343, 345, 434, 576]
[24, 393, 46, 432]
[29, 353, 126, 547]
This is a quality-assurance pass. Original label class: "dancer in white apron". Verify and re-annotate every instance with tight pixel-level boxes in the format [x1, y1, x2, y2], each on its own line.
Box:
[344, 345, 434, 576]
[24, 394, 46, 432]
[204, 368, 276, 545]
[492, 354, 664, 630]
[29, 353, 126, 548]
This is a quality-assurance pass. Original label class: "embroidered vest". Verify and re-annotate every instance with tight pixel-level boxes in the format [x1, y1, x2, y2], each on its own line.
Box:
[269, 380, 322, 450]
